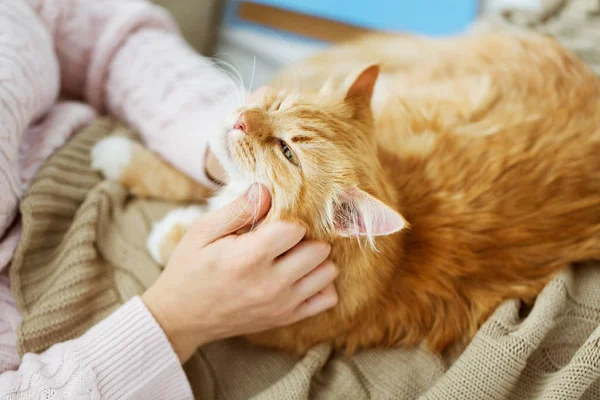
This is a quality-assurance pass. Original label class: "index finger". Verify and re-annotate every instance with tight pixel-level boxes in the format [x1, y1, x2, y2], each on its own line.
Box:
[246, 220, 307, 258]
[189, 184, 271, 247]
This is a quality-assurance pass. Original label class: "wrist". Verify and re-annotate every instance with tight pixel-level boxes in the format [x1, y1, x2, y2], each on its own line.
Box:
[142, 286, 210, 363]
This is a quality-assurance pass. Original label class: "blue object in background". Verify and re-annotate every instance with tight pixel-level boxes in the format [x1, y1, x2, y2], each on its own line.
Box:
[233, 0, 479, 37]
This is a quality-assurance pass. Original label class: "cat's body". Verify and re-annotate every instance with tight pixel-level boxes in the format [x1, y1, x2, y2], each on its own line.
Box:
[92, 32, 600, 356]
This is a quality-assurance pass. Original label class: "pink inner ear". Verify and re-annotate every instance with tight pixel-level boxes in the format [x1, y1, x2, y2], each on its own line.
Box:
[369, 206, 406, 235]
[345, 65, 380, 102]
[333, 188, 406, 237]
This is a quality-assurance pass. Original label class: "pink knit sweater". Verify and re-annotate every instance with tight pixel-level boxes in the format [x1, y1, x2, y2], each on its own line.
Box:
[0, 0, 236, 397]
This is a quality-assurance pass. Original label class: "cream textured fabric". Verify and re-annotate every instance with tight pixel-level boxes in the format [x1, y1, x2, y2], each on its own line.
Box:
[10, 118, 171, 355]
[472, 0, 600, 75]
[11, 1, 600, 398]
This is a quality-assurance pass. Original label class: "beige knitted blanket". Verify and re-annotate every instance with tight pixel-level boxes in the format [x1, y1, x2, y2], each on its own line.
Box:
[472, 0, 600, 75]
[10, 1, 600, 398]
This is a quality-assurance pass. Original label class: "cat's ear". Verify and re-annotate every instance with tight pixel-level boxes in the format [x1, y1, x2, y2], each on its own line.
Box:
[333, 187, 406, 238]
[344, 64, 380, 105]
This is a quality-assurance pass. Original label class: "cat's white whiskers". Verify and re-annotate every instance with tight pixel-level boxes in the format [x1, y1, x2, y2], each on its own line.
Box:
[206, 177, 228, 196]
[211, 55, 245, 88]
[246, 26, 306, 93]
[211, 76, 245, 110]
[287, 60, 304, 93]
[247, 56, 257, 97]
[210, 55, 248, 106]
[204, 58, 245, 107]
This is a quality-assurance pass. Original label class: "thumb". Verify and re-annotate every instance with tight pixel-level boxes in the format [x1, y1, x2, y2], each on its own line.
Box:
[190, 183, 271, 246]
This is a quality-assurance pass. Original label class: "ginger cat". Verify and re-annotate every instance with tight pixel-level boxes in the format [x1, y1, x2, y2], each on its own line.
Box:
[92, 32, 600, 356]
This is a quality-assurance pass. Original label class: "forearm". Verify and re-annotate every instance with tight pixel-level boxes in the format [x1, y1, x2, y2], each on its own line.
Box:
[30, 0, 238, 188]
[105, 28, 239, 187]
[0, 297, 192, 399]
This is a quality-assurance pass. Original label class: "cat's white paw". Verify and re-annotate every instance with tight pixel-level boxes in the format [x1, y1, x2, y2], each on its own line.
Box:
[147, 206, 205, 265]
[91, 136, 133, 180]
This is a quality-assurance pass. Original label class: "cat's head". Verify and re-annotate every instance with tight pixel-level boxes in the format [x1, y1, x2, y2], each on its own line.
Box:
[210, 65, 406, 245]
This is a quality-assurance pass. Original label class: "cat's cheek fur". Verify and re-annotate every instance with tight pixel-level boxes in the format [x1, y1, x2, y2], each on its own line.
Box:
[147, 206, 205, 265]
[91, 135, 132, 180]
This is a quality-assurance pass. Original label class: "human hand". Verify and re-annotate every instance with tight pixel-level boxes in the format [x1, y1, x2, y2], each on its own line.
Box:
[142, 184, 338, 363]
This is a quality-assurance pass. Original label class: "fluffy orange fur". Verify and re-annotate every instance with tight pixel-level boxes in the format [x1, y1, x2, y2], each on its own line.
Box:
[99, 32, 600, 357]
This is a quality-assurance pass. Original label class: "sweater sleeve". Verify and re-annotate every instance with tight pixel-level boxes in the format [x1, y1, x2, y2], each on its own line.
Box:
[0, 297, 193, 399]
[32, 0, 239, 187]
[105, 28, 238, 187]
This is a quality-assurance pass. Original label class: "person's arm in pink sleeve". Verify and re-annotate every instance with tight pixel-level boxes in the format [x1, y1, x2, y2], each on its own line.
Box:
[106, 28, 238, 187]
[31, 0, 240, 187]
[0, 297, 192, 399]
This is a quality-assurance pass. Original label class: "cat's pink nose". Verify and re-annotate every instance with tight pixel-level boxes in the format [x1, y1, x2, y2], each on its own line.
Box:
[233, 113, 247, 134]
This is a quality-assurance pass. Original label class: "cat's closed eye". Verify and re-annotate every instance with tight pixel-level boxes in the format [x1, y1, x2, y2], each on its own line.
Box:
[279, 140, 298, 165]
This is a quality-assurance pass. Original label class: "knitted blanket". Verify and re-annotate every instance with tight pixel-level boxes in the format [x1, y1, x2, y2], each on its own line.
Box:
[10, 1, 600, 398]
[472, 0, 600, 76]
